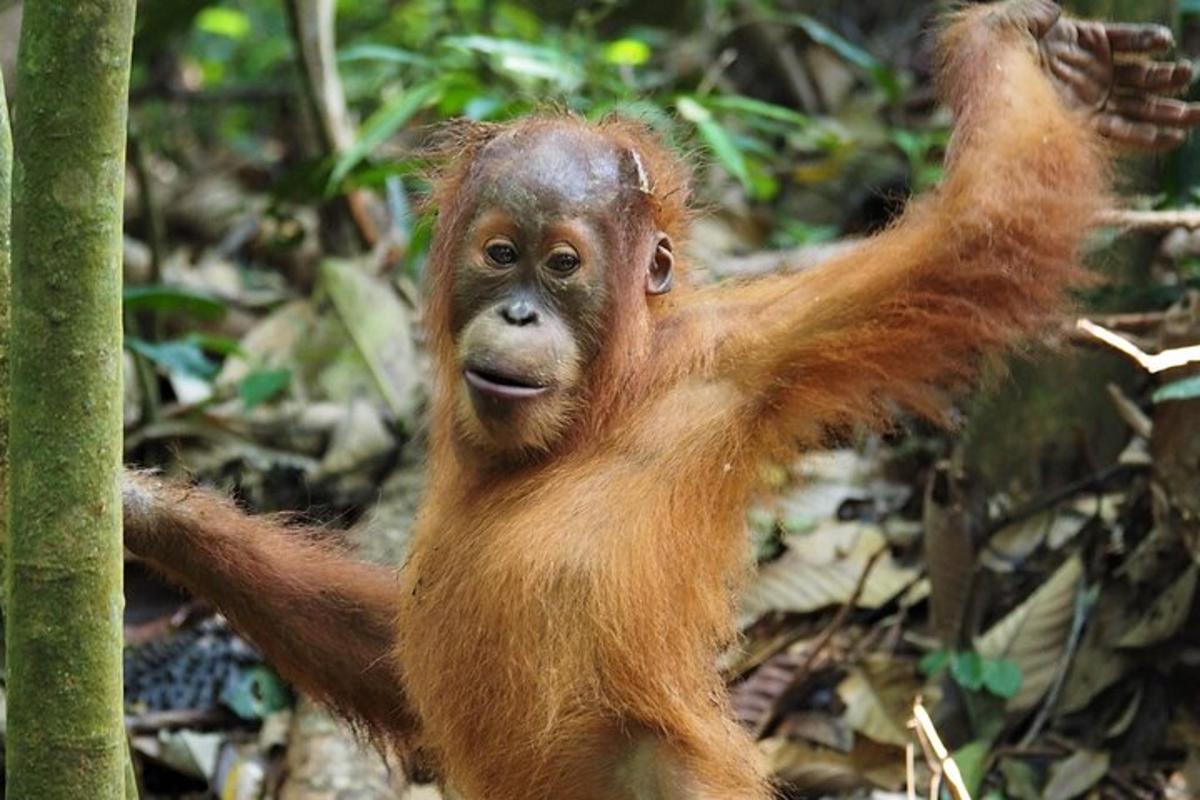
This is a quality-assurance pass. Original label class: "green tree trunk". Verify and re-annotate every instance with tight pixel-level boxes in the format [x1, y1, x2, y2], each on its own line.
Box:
[5, 2, 136, 798]
[0, 69, 10, 593]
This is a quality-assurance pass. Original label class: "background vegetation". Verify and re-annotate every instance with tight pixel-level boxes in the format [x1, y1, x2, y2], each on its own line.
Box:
[5, 0, 1200, 797]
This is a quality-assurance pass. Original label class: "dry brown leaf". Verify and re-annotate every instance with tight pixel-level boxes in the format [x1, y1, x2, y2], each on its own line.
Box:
[1115, 564, 1198, 648]
[1042, 749, 1110, 800]
[321, 258, 422, 423]
[1117, 522, 1185, 586]
[1056, 632, 1131, 715]
[760, 737, 867, 794]
[975, 555, 1082, 711]
[761, 736, 906, 793]
[741, 526, 920, 618]
[837, 658, 920, 747]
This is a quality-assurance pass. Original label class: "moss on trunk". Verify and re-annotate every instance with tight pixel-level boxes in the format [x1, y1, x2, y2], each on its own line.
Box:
[5, 2, 136, 797]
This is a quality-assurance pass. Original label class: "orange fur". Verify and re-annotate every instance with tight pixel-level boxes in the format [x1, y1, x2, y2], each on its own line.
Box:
[125, 6, 1109, 798]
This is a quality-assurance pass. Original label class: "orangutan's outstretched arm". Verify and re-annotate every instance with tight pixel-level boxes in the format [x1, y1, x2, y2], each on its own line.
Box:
[123, 472, 418, 746]
[679, 0, 1197, 447]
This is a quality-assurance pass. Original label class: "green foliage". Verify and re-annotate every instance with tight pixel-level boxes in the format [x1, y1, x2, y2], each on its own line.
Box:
[134, 0, 943, 237]
[775, 12, 903, 102]
[126, 337, 220, 381]
[892, 128, 950, 192]
[123, 284, 227, 320]
[195, 7, 251, 40]
[239, 368, 293, 408]
[330, 80, 446, 188]
[921, 647, 1023, 700]
[219, 665, 291, 720]
[1154, 375, 1200, 404]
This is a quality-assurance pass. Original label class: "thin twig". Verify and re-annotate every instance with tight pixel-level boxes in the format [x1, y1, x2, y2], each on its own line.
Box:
[752, 546, 887, 737]
[911, 698, 972, 800]
[1018, 583, 1096, 748]
[1106, 383, 1153, 439]
[1098, 208, 1200, 230]
[1077, 318, 1200, 373]
[906, 742, 917, 800]
[983, 462, 1136, 539]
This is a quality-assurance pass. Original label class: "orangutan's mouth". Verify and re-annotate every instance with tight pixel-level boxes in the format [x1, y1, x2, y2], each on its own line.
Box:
[464, 367, 550, 400]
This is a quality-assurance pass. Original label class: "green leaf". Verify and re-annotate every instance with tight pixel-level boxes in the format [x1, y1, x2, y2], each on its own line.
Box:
[781, 13, 902, 101]
[981, 658, 1023, 699]
[953, 739, 992, 799]
[1154, 375, 1200, 403]
[337, 43, 430, 67]
[706, 95, 809, 128]
[329, 80, 445, 189]
[603, 38, 651, 66]
[239, 368, 292, 409]
[188, 333, 244, 358]
[195, 7, 250, 40]
[126, 337, 219, 381]
[918, 647, 950, 676]
[220, 666, 291, 720]
[676, 96, 751, 191]
[123, 284, 227, 320]
[443, 35, 583, 88]
[950, 650, 985, 691]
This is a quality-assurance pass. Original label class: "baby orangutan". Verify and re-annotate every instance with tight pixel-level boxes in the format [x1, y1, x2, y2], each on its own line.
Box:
[122, 2, 1200, 797]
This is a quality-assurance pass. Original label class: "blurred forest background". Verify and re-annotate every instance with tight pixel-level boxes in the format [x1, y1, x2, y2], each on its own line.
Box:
[7, 0, 1198, 797]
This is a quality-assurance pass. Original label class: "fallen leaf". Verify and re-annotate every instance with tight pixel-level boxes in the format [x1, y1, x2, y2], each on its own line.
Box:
[1115, 564, 1198, 648]
[838, 657, 920, 747]
[975, 555, 1082, 711]
[1043, 749, 1110, 800]
[742, 525, 919, 618]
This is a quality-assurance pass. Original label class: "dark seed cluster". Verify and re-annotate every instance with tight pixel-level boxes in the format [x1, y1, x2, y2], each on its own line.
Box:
[124, 617, 263, 713]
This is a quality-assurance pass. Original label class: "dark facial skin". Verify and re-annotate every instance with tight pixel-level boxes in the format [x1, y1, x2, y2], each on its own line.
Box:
[448, 124, 674, 452]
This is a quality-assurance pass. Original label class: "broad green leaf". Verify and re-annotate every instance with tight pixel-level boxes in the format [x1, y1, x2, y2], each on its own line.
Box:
[195, 7, 250, 40]
[950, 650, 985, 691]
[953, 739, 992, 799]
[124, 284, 227, 320]
[188, 333, 244, 358]
[677, 96, 751, 191]
[330, 81, 445, 189]
[918, 647, 950, 676]
[220, 666, 291, 720]
[126, 337, 219, 381]
[603, 38, 651, 66]
[1154, 374, 1200, 403]
[981, 658, 1023, 699]
[239, 368, 292, 408]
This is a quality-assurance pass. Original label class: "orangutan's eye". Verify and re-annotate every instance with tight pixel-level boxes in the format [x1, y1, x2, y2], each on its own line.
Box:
[546, 247, 581, 275]
[485, 239, 518, 266]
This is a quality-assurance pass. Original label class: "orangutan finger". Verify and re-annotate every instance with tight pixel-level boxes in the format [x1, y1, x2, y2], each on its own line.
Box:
[1104, 23, 1175, 54]
[1113, 60, 1194, 94]
[1107, 94, 1200, 127]
[1094, 112, 1186, 150]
